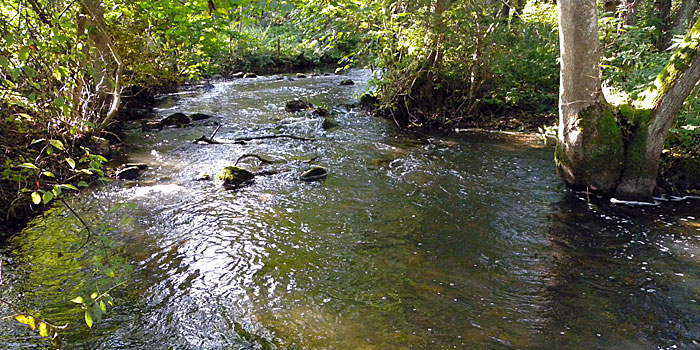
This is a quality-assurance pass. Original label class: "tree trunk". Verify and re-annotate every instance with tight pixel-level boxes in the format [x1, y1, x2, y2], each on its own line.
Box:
[654, 0, 672, 49]
[557, 2, 700, 200]
[659, 0, 698, 49]
[556, 0, 625, 193]
[615, 20, 700, 199]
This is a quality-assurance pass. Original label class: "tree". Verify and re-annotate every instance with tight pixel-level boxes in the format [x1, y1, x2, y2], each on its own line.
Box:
[556, 0, 700, 200]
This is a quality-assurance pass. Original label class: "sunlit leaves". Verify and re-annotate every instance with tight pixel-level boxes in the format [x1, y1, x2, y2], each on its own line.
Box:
[15, 314, 56, 339]
[15, 314, 37, 330]
[31, 192, 41, 205]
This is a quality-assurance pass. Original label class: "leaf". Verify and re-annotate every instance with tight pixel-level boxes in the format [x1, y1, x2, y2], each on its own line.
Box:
[31, 192, 41, 205]
[100, 300, 107, 313]
[71, 296, 84, 304]
[18, 47, 29, 62]
[42, 191, 54, 204]
[15, 314, 37, 330]
[42, 171, 55, 178]
[91, 292, 98, 300]
[39, 322, 48, 337]
[57, 184, 78, 191]
[84, 310, 93, 328]
[49, 139, 64, 150]
[18, 163, 40, 171]
[90, 302, 103, 323]
[78, 181, 89, 187]
[66, 158, 76, 169]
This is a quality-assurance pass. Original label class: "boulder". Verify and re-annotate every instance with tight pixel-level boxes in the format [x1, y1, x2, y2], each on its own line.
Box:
[243, 72, 258, 78]
[231, 72, 245, 78]
[359, 94, 380, 109]
[300, 167, 328, 181]
[216, 166, 255, 187]
[190, 113, 213, 121]
[339, 79, 355, 86]
[310, 73, 320, 77]
[296, 73, 307, 78]
[322, 118, 339, 130]
[312, 108, 329, 117]
[285, 99, 313, 112]
[123, 163, 149, 171]
[116, 166, 141, 180]
[161, 112, 191, 126]
[197, 173, 211, 181]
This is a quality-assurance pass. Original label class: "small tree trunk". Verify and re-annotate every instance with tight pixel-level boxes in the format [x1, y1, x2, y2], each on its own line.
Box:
[556, 0, 625, 193]
[654, 0, 672, 50]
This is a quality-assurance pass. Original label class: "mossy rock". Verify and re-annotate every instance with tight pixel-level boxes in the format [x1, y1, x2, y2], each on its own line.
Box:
[339, 79, 355, 86]
[190, 113, 213, 121]
[285, 99, 313, 112]
[322, 118, 339, 130]
[216, 166, 255, 187]
[300, 167, 328, 181]
[161, 112, 191, 126]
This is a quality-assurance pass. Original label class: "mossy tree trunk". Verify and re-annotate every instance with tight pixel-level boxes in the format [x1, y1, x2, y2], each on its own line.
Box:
[556, 0, 700, 200]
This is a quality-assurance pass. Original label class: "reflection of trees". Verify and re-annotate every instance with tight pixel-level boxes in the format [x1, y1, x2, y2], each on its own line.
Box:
[539, 193, 700, 349]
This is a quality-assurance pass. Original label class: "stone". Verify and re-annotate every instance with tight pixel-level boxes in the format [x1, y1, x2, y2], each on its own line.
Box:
[190, 113, 213, 121]
[322, 118, 339, 130]
[231, 72, 245, 78]
[123, 163, 149, 171]
[339, 79, 355, 86]
[142, 120, 163, 131]
[312, 108, 329, 117]
[296, 73, 307, 78]
[197, 173, 211, 181]
[243, 72, 258, 78]
[300, 167, 328, 181]
[310, 73, 320, 77]
[161, 112, 191, 126]
[359, 94, 379, 109]
[216, 166, 255, 187]
[116, 166, 141, 180]
[285, 99, 313, 112]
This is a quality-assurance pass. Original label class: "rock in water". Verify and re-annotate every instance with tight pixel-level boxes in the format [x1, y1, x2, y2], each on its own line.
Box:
[285, 99, 313, 112]
[312, 108, 329, 117]
[116, 166, 141, 180]
[300, 167, 328, 181]
[231, 72, 245, 78]
[339, 79, 355, 86]
[190, 113, 213, 121]
[243, 72, 258, 78]
[296, 73, 307, 78]
[322, 118, 339, 130]
[161, 113, 191, 126]
[217, 166, 255, 187]
[142, 120, 163, 131]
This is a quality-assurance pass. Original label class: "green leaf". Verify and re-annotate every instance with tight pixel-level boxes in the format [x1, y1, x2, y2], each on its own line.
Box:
[42, 171, 55, 178]
[18, 47, 29, 62]
[52, 186, 61, 197]
[91, 302, 103, 323]
[78, 181, 89, 187]
[71, 296, 84, 304]
[100, 300, 107, 313]
[49, 139, 64, 150]
[15, 315, 37, 330]
[91, 292, 98, 300]
[42, 191, 54, 204]
[84, 310, 94, 328]
[57, 184, 78, 191]
[66, 158, 76, 169]
[38, 322, 48, 337]
[54, 96, 66, 107]
[31, 192, 41, 205]
[19, 163, 40, 171]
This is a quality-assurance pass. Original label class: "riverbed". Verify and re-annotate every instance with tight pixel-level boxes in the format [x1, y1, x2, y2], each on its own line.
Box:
[1, 70, 699, 350]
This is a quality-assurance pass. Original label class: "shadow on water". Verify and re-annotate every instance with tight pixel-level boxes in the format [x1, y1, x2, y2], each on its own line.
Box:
[1, 70, 699, 350]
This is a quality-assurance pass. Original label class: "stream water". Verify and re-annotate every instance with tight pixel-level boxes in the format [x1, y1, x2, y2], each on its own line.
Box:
[1, 70, 699, 350]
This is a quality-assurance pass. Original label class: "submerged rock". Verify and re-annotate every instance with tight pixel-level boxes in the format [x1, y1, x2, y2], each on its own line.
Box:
[216, 166, 255, 187]
[339, 79, 355, 86]
[300, 167, 328, 181]
[190, 113, 213, 121]
[285, 99, 313, 112]
[142, 120, 163, 131]
[161, 112, 191, 126]
[322, 118, 339, 130]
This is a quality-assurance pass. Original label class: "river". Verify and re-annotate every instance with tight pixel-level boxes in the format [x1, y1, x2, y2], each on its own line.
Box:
[1, 70, 699, 350]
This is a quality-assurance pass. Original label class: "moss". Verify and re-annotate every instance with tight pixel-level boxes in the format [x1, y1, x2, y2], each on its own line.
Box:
[579, 103, 625, 185]
[216, 166, 254, 186]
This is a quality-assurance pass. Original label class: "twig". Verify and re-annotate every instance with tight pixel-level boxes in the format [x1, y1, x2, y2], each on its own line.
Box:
[209, 125, 221, 139]
[233, 134, 315, 142]
[59, 198, 92, 251]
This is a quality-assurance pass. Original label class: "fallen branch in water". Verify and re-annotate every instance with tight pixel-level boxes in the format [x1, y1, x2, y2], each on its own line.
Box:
[193, 128, 315, 145]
